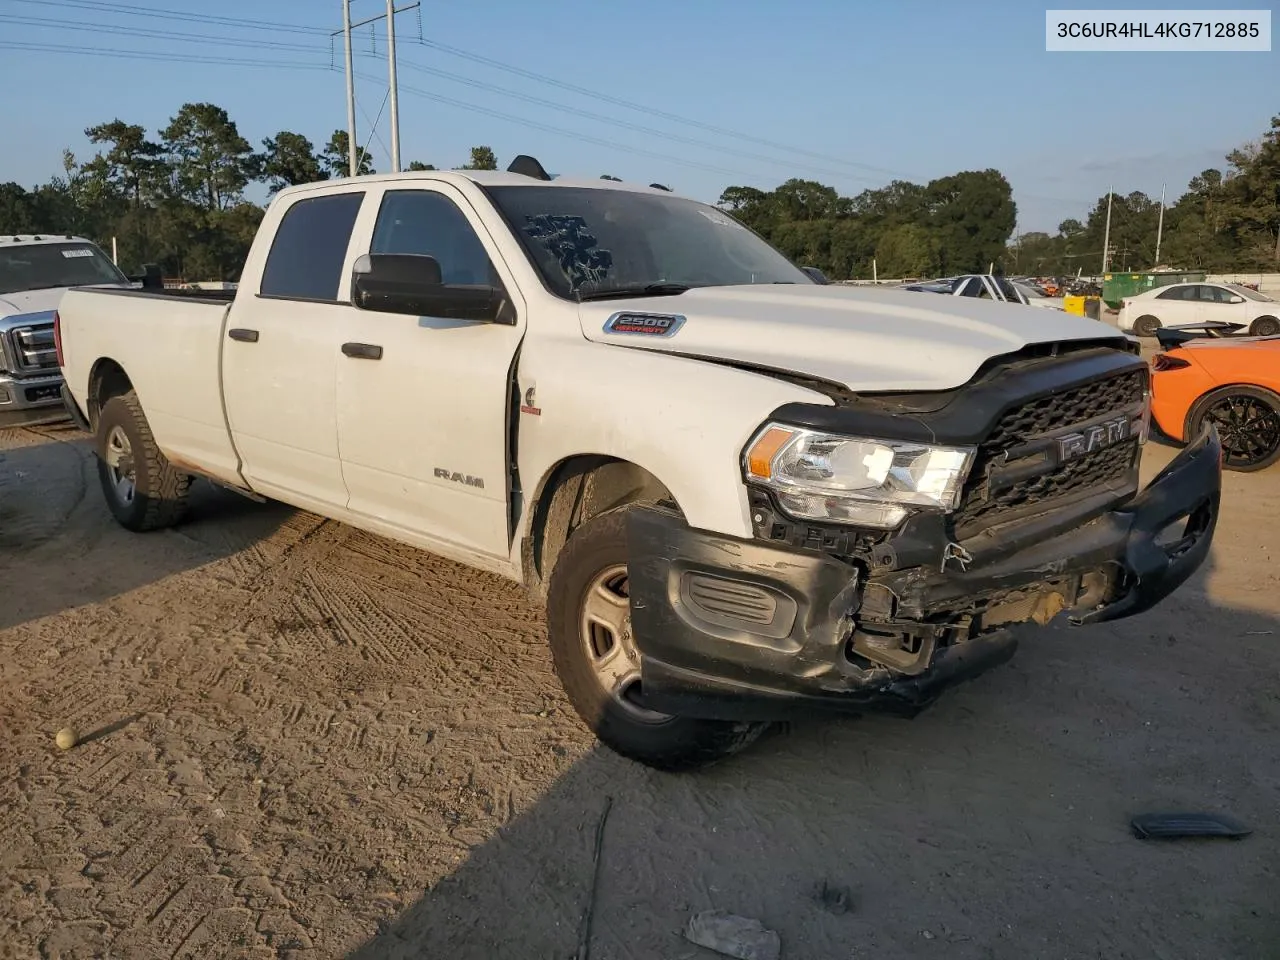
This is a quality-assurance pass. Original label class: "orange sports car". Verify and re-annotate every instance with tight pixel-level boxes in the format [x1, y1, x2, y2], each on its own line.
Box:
[1150, 335, 1280, 471]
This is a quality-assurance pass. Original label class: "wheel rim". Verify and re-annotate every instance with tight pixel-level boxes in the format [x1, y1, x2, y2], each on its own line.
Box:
[579, 564, 671, 723]
[1206, 395, 1280, 468]
[104, 425, 137, 504]
[1256, 319, 1279, 337]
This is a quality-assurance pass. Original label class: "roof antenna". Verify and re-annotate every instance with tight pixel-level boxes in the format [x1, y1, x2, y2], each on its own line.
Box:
[649, 183, 671, 192]
[507, 155, 552, 181]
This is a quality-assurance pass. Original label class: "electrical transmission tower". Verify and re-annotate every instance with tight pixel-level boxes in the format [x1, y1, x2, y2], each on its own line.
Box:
[334, 0, 421, 175]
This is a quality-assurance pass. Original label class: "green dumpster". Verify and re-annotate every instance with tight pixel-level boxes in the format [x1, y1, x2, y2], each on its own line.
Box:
[1102, 271, 1205, 309]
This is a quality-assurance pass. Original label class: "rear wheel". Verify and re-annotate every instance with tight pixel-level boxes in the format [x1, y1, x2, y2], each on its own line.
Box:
[95, 392, 191, 530]
[546, 506, 766, 771]
[1249, 315, 1280, 337]
[1133, 315, 1161, 338]
[1189, 386, 1280, 472]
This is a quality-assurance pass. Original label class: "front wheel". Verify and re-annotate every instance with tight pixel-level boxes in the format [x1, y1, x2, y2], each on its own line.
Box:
[95, 391, 192, 531]
[1189, 386, 1280, 472]
[1249, 315, 1280, 338]
[546, 506, 766, 771]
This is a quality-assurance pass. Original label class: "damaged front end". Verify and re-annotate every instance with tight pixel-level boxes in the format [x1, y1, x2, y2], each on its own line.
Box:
[626, 344, 1223, 722]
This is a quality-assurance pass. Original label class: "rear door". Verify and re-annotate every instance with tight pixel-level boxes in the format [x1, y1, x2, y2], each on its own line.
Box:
[334, 183, 526, 560]
[1151, 284, 1200, 327]
[222, 189, 367, 508]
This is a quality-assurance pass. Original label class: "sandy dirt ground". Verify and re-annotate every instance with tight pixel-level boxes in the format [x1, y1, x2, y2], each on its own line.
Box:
[1, 417, 1277, 960]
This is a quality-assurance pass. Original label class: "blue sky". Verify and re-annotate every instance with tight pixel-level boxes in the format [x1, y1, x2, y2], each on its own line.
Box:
[1, 0, 1276, 232]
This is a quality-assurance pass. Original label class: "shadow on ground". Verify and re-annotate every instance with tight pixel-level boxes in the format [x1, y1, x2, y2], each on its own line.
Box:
[350, 542, 1279, 960]
[0, 424, 290, 631]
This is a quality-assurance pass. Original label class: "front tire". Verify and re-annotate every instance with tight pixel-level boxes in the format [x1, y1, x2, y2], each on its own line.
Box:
[1189, 385, 1280, 472]
[1133, 315, 1161, 338]
[95, 391, 191, 531]
[546, 506, 766, 771]
[1250, 315, 1280, 337]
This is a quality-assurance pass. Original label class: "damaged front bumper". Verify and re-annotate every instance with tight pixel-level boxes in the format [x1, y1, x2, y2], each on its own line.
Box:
[626, 426, 1222, 721]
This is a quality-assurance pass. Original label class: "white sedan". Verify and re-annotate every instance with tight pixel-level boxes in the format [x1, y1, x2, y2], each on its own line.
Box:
[1118, 282, 1280, 338]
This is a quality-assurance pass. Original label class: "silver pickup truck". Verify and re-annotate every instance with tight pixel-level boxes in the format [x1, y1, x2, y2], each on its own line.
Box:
[1, 234, 132, 428]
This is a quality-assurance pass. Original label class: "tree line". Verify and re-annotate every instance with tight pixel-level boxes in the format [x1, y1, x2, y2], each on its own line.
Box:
[2, 102, 1277, 282]
[722, 112, 1279, 280]
[1010, 118, 1280, 276]
[0, 102, 498, 281]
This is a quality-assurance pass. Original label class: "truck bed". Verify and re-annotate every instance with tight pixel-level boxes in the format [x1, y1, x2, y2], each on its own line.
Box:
[59, 286, 244, 486]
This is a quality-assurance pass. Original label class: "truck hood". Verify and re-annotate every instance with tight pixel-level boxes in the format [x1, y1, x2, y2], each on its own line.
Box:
[0, 283, 129, 322]
[0, 288, 71, 320]
[577, 284, 1124, 393]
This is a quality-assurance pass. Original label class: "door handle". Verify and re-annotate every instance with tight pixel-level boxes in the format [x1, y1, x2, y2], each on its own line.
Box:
[228, 328, 259, 343]
[342, 342, 383, 360]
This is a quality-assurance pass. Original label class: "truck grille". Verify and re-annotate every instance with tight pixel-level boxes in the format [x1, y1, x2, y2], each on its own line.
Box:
[953, 368, 1147, 534]
[4, 322, 58, 375]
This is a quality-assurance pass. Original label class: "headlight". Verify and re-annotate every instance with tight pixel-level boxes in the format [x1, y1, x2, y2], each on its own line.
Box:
[743, 423, 976, 528]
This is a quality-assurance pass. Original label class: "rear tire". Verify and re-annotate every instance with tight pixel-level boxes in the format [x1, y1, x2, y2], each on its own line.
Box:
[1249, 315, 1280, 337]
[1133, 315, 1161, 338]
[546, 506, 766, 771]
[95, 392, 191, 531]
[1188, 385, 1280, 472]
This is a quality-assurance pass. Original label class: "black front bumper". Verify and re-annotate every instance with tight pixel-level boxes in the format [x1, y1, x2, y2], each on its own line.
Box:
[626, 426, 1222, 721]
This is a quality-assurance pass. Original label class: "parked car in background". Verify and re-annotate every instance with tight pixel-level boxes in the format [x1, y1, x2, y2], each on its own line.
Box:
[1, 234, 131, 428]
[1118, 281, 1280, 338]
[1011, 280, 1067, 311]
[1151, 335, 1280, 471]
[901, 274, 1037, 306]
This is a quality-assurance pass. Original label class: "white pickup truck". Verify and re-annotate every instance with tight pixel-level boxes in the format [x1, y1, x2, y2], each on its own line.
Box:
[1, 234, 132, 427]
[56, 158, 1223, 770]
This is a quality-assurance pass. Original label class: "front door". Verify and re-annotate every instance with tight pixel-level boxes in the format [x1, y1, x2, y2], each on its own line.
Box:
[222, 189, 367, 508]
[334, 184, 525, 562]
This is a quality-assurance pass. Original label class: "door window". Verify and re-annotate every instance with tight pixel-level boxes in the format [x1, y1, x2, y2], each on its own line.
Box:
[1197, 285, 1234, 303]
[1155, 285, 1193, 300]
[260, 192, 365, 301]
[371, 190, 498, 286]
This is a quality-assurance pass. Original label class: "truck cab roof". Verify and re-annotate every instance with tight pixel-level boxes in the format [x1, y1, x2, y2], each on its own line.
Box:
[0, 234, 92, 246]
[272, 169, 677, 203]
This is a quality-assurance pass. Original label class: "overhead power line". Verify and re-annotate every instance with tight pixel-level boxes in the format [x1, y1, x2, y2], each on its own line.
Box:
[0, 39, 329, 70]
[361, 50, 887, 186]
[0, 14, 324, 52]
[0, 34, 771, 186]
[0, 8, 866, 187]
[356, 69, 767, 182]
[0, 0, 1104, 209]
[409, 36, 910, 180]
[0, 0, 903, 182]
[1, 0, 330, 35]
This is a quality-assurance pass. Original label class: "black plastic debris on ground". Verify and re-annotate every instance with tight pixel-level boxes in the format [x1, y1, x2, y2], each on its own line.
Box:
[1131, 812, 1253, 840]
[813, 880, 853, 915]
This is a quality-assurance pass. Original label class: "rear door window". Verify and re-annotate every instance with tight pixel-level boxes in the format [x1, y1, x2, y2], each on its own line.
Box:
[260, 192, 365, 301]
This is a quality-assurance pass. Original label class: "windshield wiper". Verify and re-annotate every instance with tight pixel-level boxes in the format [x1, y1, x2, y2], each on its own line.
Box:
[577, 282, 690, 302]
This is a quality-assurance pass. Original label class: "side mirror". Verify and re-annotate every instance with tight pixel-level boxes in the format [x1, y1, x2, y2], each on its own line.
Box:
[351, 253, 512, 324]
[129, 263, 164, 289]
[1230, 295, 1245, 304]
[800, 265, 829, 285]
